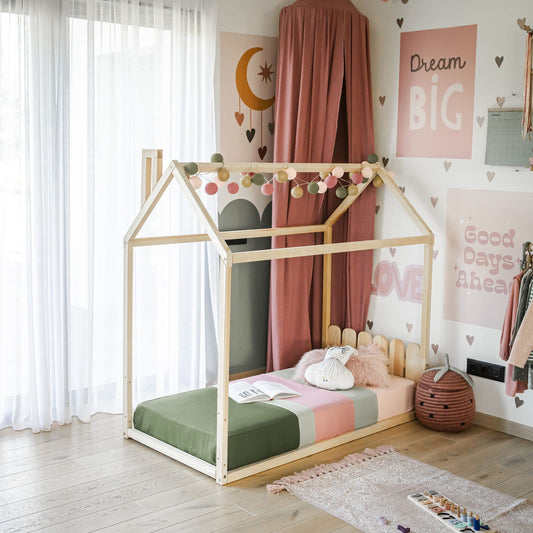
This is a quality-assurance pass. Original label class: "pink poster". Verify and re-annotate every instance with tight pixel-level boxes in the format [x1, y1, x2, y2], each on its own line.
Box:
[397, 25, 477, 159]
[444, 189, 533, 329]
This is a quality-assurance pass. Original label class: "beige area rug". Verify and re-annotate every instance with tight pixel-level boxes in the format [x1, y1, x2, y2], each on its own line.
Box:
[268, 446, 533, 533]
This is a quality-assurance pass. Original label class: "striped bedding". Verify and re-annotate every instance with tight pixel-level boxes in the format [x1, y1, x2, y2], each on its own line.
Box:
[133, 368, 414, 471]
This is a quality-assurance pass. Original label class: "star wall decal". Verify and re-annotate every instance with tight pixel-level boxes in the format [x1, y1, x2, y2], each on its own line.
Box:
[257, 61, 274, 83]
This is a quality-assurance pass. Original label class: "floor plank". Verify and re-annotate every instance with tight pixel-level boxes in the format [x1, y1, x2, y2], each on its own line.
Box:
[0, 414, 531, 532]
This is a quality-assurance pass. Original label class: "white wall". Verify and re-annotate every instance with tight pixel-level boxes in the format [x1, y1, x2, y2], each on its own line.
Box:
[357, 0, 533, 427]
[216, 0, 533, 426]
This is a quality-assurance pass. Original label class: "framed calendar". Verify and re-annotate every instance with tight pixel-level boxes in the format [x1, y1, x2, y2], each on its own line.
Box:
[485, 108, 533, 166]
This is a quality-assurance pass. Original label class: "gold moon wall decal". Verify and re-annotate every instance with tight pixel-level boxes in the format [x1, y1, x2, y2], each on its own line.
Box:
[235, 47, 275, 112]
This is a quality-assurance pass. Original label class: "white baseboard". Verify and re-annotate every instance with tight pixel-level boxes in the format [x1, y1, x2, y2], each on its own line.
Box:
[473, 411, 533, 442]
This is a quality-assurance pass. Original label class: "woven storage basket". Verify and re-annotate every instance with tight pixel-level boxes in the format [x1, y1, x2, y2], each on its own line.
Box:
[415, 369, 475, 432]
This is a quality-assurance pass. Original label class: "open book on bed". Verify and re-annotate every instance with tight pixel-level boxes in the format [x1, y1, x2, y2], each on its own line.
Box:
[229, 380, 300, 404]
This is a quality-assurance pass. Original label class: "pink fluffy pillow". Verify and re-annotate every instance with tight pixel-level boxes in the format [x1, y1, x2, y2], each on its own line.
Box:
[293, 344, 391, 388]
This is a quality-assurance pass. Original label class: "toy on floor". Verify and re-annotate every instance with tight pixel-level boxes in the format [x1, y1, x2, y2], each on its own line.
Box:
[408, 491, 491, 531]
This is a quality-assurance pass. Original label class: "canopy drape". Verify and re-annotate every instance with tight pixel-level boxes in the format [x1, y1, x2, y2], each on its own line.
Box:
[268, 0, 375, 371]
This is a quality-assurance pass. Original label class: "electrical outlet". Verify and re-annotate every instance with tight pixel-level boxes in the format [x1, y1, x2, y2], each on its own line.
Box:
[466, 358, 505, 382]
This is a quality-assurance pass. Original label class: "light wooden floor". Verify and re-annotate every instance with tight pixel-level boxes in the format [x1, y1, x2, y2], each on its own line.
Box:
[0, 415, 532, 532]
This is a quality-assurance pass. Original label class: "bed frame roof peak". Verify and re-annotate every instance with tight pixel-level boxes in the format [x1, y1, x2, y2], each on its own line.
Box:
[124, 152, 434, 270]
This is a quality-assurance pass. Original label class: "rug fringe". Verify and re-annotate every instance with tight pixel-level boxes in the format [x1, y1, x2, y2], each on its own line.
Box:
[266, 444, 396, 494]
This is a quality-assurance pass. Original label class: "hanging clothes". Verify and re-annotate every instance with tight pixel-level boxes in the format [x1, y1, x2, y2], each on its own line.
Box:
[499, 243, 531, 396]
[509, 279, 533, 387]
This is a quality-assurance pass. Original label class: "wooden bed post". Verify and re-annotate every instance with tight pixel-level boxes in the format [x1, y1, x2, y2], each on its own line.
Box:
[322, 226, 333, 347]
[141, 149, 163, 205]
[123, 241, 134, 437]
[420, 240, 434, 371]
[216, 258, 232, 484]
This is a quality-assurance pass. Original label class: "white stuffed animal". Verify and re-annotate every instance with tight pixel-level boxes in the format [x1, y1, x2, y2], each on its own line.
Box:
[304, 345, 356, 390]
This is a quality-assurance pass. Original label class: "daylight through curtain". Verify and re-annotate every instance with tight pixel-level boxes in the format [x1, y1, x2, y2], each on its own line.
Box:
[0, 0, 218, 431]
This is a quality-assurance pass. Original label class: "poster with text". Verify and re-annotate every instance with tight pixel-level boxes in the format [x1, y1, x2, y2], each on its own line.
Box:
[397, 25, 477, 158]
[220, 32, 277, 162]
[444, 189, 533, 329]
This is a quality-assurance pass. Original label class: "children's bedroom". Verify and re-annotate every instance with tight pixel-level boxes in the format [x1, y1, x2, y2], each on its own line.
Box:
[1, 0, 533, 531]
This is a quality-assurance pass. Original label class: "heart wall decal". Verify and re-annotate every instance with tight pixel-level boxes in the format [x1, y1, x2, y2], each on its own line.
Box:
[379, 96, 386, 106]
[367, 320, 374, 330]
[406, 322, 413, 332]
[496, 96, 505, 108]
[430, 197, 439, 208]
[389, 248, 396, 257]
[382, 157, 389, 167]
[431, 343, 439, 354]
[258, 146, 267, 160]
[235, 111, 244, 126]
[397, 18, 404, 28]
[515, 396, 524, 408]
[466, 335, 474, 346]
[375, 204, 381, 215]
[487, 171, 495, 182]
[495, 56, 504, 68]
[476, 116, 485, 127]
[246, 128, 256, 143]
[444, 161, 452, 171]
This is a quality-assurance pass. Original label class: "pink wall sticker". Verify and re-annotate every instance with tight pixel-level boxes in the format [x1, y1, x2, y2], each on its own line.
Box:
[371, 261, 423, 304]
[397, 25, 477, 158]
[444, 189, 533, 329]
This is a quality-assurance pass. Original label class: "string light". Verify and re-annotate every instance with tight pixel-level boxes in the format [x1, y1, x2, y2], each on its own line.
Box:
[184, 154, 382, 199]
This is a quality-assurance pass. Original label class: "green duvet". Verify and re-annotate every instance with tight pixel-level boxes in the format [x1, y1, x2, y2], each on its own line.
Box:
[133, 386, 300, 470]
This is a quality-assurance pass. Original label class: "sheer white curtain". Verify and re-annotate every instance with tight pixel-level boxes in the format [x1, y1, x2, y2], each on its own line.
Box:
[0, 0, 218, 432]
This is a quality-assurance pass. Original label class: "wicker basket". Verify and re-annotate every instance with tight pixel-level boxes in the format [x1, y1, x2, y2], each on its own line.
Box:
[415, 369, 475, 432]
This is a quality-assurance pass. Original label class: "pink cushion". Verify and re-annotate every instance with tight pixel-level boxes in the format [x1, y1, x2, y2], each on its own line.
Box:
[294, 344, 392, 388]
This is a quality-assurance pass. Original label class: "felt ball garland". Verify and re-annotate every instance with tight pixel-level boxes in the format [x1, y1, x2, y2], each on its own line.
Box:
[183, 152, 386, 200]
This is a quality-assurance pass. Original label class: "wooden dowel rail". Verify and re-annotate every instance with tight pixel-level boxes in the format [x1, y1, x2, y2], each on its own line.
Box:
[175, 162, 382, 174]
[129, 225, 330, 248]
[232, 235, 434, 264]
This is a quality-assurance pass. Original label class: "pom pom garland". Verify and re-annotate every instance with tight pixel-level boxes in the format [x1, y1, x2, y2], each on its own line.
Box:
[217, 168, 230, 181]
[252, 173, 266, 186]
[291, 186, 303, 198]
[336, 186, 348, 199]
[286, 167, 297, 180]
[307, 182, 319, 194]
[205, 182, 218, 195]
[240, 175, 252, 188]
[276, 170, 288, 183]
[361, 166, 374, 179]
[324, 174, 337, 189]
[184, 162, 198, 176]
[332, 166, 344, 178]
[183, 154, 388, 200]
[227, 182, 239, 194]
[261, 182, 274, 196]
[189, 176, 202, 190]
[350, 172, 364, 184]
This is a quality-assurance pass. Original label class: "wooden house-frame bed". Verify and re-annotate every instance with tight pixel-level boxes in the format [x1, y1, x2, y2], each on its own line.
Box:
[123, 150, 434, 485]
